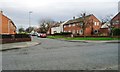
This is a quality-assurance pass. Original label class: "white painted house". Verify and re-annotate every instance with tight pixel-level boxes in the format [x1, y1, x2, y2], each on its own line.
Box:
[51, 20, 68, 34]
[101, 22, 111, 28]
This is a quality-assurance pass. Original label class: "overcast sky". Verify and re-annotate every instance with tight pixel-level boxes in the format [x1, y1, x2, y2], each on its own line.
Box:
[0, 0, 119, 29]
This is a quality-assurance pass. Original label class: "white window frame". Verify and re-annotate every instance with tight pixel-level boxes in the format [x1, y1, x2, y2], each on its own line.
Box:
[64, 25, 66, 28]
[72, 24, 75, 26]
[94, 22, 97, 26]
[97, 22, 99, 26]
[80, 22, 83, 26]
[69, 24, 71, 27]
[77, 30, 79, 33]
[72, 30, 75, 34]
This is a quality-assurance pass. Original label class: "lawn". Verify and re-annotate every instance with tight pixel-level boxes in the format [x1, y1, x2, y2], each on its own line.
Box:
[47, 36, 120, 40]
[47, 36, 65, 39]
[65, 37, 119, 40]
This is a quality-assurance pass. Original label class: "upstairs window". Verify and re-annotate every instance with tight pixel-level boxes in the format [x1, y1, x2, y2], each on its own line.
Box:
[69, 24, 71, 27]
[80, 22, 83, 26]
[97, 22, 99, 25]
[64, 25, 66, 28]
[72, 24, 75, 26]
[94, 22, 97, 26]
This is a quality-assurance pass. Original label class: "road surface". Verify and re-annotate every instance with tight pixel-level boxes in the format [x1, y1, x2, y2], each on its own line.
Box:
[2, 37, 118, 70]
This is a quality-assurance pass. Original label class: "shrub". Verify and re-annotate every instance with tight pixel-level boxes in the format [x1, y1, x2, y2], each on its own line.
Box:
[54, 32, 72, 35]
[0, 34, 31, 39]
[112, 28, 120, 36]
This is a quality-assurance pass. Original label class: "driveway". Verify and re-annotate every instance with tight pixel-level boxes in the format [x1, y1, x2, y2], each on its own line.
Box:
[2, 37, 118, 70]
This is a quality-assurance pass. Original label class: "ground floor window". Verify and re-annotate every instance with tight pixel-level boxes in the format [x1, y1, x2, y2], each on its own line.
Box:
[72, 30, 75, 34]
[54, 31, 57, 34]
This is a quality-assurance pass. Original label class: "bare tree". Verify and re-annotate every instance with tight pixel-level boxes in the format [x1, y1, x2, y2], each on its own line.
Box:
[38, 18, 55, 33]
[78, 12, 93, 37]
[101, 14, 113, 23]
[25, 27, 34, 33]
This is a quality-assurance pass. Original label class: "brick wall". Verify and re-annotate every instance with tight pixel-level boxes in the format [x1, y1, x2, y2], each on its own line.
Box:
[99, 28, 110, 36]
[0, 12, 16, 34]
[63, 15, 101, 36]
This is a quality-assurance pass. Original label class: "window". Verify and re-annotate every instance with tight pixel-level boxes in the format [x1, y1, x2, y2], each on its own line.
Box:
[115, 20, 119, 24]
[77, 30, 79, 33]
[54, 31, 57, 33]
[69, 30, 71, 32]
[73, 24, 75, 26]
[72, 30, 75, 34]
[97, 22, 99, 25]
[80, 22, 83, 26]
[69, 24, 71, 27]
[79, 29, 83, 35]
[64, 31, 66, 32]
[94, 30, 98, 34]
[94, 22, 97, 26]
[64, 25, 66, 28]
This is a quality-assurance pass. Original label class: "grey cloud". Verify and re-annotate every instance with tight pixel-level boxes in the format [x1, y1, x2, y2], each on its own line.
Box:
[0, 1, 118, 29]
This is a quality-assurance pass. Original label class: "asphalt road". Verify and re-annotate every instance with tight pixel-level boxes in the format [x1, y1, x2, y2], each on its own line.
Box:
[2, 37, 118, 70]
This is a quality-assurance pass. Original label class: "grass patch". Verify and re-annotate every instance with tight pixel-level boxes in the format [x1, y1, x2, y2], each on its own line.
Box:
[47, 36, 65, 39]
[65, 37, 119, 41]
[47, 36, 120, 40]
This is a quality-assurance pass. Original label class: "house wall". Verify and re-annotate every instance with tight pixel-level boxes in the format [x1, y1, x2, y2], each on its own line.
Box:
[0, 12, 16, 34]
[63, 23, 82, 35]
[99, 28, 110, 36]
[0, 11, 2, 34]
[111, 12, 120, 28]
[51, 27, 61, 34]
[63, 15, 101, 36]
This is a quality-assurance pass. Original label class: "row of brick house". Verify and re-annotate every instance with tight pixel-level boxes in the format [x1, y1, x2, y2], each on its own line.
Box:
[48, 12, 120, 36]
[0, 11, 17, 35]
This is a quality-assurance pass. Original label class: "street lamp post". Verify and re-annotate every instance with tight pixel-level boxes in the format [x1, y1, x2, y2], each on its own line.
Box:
[29, 11, 32, 33]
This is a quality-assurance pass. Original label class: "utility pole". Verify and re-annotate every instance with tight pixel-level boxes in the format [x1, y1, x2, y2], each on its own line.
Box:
[29, 11, 32, 33]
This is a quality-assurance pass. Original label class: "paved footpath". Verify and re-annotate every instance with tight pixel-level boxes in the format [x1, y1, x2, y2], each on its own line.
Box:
[57, 38, 120, 43]
[0, 37, 119, 51]
[0, 37, 41, 51]
[2, 38, 118, 70]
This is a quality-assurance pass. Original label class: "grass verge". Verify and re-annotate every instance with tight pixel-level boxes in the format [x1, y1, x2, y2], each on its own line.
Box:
[47, 36, 120, 40]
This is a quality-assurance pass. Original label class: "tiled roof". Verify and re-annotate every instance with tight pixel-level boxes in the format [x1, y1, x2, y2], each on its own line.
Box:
[64, 14, 93, 25]
[52, 22, 62, 27]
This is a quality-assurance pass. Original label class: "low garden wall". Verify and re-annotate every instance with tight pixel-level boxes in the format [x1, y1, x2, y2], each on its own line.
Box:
[0, 34, 31, 44]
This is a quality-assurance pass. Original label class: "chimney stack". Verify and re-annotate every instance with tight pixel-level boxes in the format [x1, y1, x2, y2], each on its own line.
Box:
[73, 16, 75, 20]
[0, 10, 3, 14]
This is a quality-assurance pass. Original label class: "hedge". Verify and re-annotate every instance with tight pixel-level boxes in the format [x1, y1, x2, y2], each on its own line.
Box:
[112, 28, 120, 36]
[0, 34, 31, 39]
[54, 32, 72, 35]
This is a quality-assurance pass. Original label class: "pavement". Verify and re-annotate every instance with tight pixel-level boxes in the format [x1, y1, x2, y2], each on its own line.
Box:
[0, 40, 41, 51]
[57, 39, 120, 43]
[0, 37, 119, 51]
[67, 40, 120, 43]
[2, 38, 118, 70]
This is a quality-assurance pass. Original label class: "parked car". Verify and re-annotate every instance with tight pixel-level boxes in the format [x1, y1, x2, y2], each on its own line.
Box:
[37, 33, 47, 38]
[30, 32, 38, 36]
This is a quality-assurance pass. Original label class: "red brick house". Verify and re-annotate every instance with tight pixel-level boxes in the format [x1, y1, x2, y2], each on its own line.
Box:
[0, 11, 16, 34]
[63, 14, 101, 36]
[111, 12, 120, 28]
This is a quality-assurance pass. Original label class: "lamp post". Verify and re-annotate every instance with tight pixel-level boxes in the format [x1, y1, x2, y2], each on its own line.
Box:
[29, 11, 32, 33]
